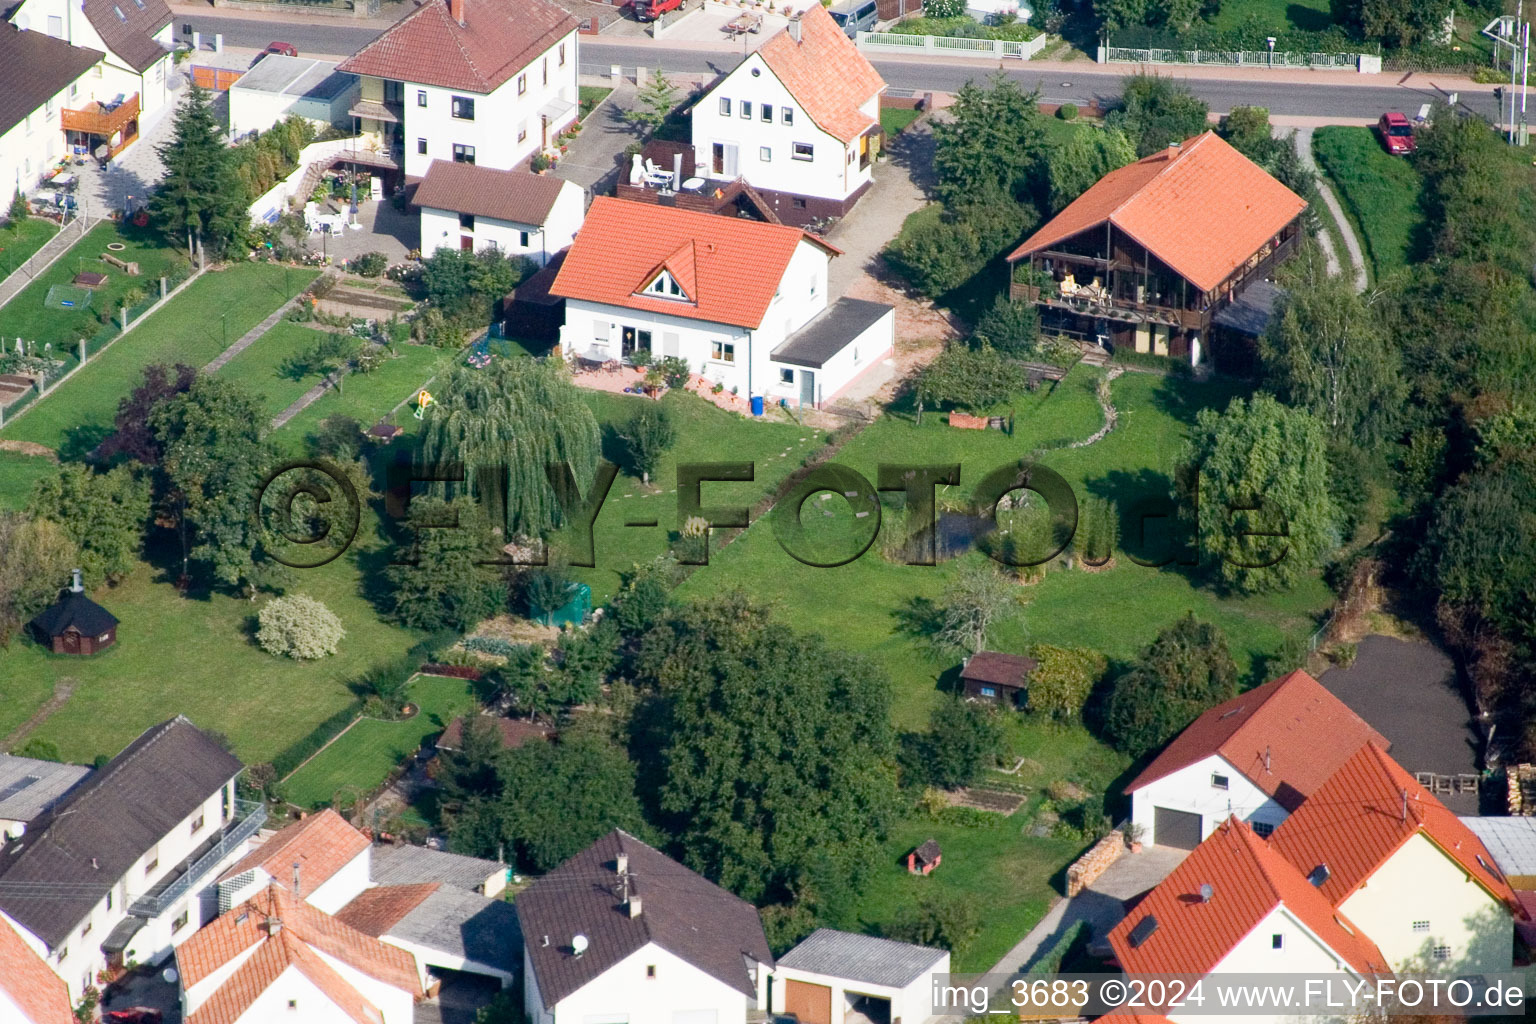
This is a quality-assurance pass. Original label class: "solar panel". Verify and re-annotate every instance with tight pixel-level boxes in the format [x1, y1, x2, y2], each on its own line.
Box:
[0, 775, 42, 803]
[1128, 915, 1158, 948]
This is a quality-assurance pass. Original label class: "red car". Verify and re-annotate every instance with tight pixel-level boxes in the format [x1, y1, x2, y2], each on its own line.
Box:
[633, 0, 684, 21]
[1377, 112, 1416, 155]
[263, 41, 299, 58]
[104, 1010, 163, 1024]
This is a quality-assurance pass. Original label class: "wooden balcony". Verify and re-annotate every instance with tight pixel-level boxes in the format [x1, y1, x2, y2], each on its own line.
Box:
[1011, 283, 1206, 330]
[62, 94, 139, 138]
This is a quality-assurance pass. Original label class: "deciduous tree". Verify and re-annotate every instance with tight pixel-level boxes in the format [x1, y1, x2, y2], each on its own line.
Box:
[385, 496, 507, 631]
[971, 295, 1042, 356]
[923, 695, 1003, 788]
[1025, 644, 1107, 720]
[932, 74, 1046, 207]
[28, 464, 150, 587]
[256, 594, 345, 659]
[933, 560, 1019, 655]
[0, 515, 78, 647]
[1106, 74, 1210, 157]
[1047, 126, 1137, 212]
[620, 404, 675, 484]
[1104, 613, 1238, 756]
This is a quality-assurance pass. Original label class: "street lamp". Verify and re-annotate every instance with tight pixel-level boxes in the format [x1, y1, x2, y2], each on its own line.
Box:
[1267, 36, 1276, 67]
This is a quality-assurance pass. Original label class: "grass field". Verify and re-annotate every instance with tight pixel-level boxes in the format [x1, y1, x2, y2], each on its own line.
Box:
[1313, 126, 1427, 283]
[881, 107, 922, 137]
[283, 674, 478, 808]
[678, 368, 1335, 731]
[0, 222, 181, 357]
[1206, 0, 1333, 32]
[0, 508, 425, 765]
[0, 263, 317, 456]
[0, 219, 61, 277]
[271, 341, 454, 453]
[216, 321, 335, 422]
[0, 449, 57, 510]
[579, 86, 613, 120]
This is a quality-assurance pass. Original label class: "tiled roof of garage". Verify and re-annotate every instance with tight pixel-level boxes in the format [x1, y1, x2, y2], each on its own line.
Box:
[777, 928, 946, 987]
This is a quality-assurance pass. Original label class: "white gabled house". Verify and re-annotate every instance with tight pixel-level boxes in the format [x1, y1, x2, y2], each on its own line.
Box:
[336, 0, 579, 180]
[516, 829, 774, 1024]
[8, 0, 175, 126]
[215, 808, 372, 916]
[690, 4, 885, 228]
[0, 24, 107, 196]
[412, 158, 583, 264]
[0, 717, 263, 1001]
[552, 196, 893, 409]
[1126, 670, 1388, 849]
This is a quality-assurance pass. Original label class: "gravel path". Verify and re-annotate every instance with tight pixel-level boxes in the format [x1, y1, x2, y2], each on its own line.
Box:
[1293, 126, 1369, 293]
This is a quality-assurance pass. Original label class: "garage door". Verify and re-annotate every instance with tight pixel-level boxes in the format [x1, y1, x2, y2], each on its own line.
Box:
[1153, 807, 1202, 850]
[785, 979, 832, 1024]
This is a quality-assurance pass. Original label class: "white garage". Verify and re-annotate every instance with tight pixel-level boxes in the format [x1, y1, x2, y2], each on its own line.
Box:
[229, 55, 359, 140]
[772, 929, 948, 1024]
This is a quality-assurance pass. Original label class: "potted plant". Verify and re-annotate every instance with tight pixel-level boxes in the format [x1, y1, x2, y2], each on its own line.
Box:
[1125, 822, 1145, 853]
[531, 153, 551, 173]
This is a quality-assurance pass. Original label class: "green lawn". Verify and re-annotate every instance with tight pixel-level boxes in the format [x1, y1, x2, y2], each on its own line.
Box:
[0, 222, 181, 358]
[271, 341, 454, 454]
[1313, 126, 1427, 283]
[0, 449, 57, 510]
[0, 506, 426, 765]
[579, 85, 613, 120]
[678, 368, 1335, 731]
[880, 107, 922, 137]
[1206, 0, 1333, 32]
[567, 389, 832, 605]
[1, 263, 317, 455]
[0, 219, 61, 278]
[283, 675, 478, 808]
[217, 321, 334, 422]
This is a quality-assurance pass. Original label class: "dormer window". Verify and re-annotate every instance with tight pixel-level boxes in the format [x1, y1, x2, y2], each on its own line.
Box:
[113, 5, 126, 19]
[644, 271, 687, 300]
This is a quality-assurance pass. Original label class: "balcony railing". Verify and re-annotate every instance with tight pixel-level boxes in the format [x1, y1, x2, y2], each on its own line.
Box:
[129, 800, 266, 918]
[1011, 283, 1207, 329]
[62, 94, 140, 137]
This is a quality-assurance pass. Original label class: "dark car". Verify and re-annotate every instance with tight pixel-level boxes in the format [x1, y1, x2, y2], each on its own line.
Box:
[104, 1010, 163, 1024]
[1377, 111, 1416, 155]
[263, 41, 299, 58]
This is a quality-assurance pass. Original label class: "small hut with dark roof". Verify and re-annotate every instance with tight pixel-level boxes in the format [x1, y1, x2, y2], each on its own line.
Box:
[29, 570, 118, 655]
[907, 838, 942, 876]
[959, 651, 1037, 708]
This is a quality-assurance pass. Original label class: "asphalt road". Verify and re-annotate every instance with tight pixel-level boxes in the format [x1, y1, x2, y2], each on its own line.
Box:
[180, 13, 1501, 122]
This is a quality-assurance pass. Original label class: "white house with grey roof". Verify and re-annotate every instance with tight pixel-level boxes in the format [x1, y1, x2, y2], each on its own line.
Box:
[772, 929, 948, 1024]
[228, 55, 360, 139]
[516, 829, 773, 1024]
[370, 841, 509, 897]
[0, 754, 91, 840]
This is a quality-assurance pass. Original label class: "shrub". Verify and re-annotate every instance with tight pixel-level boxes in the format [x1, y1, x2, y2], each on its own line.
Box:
[354, 251, 387, 277]
[531, 153, 552, 172]
[629, 348, 653, 368]
[1076, 495, 1118, 564]
[923, 0, 966, 16]
[270, 701, 363, 778]
[7, 189, 27, 225]
[256, 594, 345, 659]
[971, 294, 1040, 356]
[15, 738, 61, 762]
[1057, 102, 1079, 120]
[658, 355, 691, 389]
[1025, 644, 1107, 719]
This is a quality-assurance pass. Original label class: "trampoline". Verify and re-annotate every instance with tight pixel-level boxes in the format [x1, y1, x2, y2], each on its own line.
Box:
[44, 284, 94, 311]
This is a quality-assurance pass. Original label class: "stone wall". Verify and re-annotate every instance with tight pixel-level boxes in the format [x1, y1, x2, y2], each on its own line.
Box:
[1065, 829, 1125, 897]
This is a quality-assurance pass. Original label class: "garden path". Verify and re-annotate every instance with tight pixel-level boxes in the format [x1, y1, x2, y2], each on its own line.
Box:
[204, 274, 333, 373]
[3, 677, 76, 751]
[1294, 127, 1368, 293]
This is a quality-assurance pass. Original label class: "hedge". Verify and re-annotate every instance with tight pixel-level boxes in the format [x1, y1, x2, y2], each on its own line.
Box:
[1110, 347, 1196, 376]
[419, 664, 484, 680]
[273, 700, 364, 779]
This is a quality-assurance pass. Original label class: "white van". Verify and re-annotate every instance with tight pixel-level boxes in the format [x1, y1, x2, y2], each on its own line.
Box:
[828, 0, 879, 36]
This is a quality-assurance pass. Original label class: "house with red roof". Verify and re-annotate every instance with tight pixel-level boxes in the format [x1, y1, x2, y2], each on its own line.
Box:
[1270, 741, 1524, 975]
[216, 809, 373, 916]
[552, 197, 893, 408]
[1126, 670, 1387, 850]
[336, 0, 579, 181]
[1107, 817, 1388, 1023]
[1006, 131, 1305, 366]
[688, 5, 886, 227]
[177, 884, 425, 1024]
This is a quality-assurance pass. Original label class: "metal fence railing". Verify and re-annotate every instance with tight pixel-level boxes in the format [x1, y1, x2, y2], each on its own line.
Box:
[860, 30, 1048, 59]
[1103, 44, 1367, 69]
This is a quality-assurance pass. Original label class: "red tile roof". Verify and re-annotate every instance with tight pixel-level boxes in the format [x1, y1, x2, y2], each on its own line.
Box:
[756, 6, 885, 143]
[437, 716, 553, 751]
[413, 160, 572, 226]
[216, 809, 371, 893]
[185, 929, 387, 1024]
[1270, 742, 1522, 914]
[1109, 817, 1389, 979]
[178, 885, 422, 997]
[1008, 132, 1307, 294]
[549, 197, 840, 329]
[334, 884, 441, 937]
[336, 0, 578, 93]
[1126, 670, 1388, 810]
[0, 914, 71, 1024]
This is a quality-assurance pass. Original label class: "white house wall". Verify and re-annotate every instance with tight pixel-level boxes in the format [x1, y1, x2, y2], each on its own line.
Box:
[767, 304, 892, 407]
[380, 932, 513, 984]
[1131, 754, 1288, 847]
[313, 945, 420, 1024]
[231, 965, 375, 1024]
[0, 987, 36, 1024]
[691, 52, 868, 202]
[1338, 832, 1513, 975]
[304, 849, 372, 915]
[229, 82, 359, 140]
[420, 179, 583, 266]
[9, 0, 173, 118]
[541, 940, 756, 1024]
[0, 94, 66, 196]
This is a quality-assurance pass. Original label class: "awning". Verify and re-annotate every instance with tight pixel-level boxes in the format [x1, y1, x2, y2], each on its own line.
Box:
[538, 97, 577, 126]
[348, 100, 400, 124]
[101, 915, 144, 955]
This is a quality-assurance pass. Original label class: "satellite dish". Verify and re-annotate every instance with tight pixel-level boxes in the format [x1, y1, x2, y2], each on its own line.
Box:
[572, 934, 589, 957]
[1198, 883, 1214, 903]
[162, 967, 179, 984]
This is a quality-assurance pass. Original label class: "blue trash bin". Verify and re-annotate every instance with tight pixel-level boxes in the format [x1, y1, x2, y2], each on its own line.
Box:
[750, 395, 765, 416]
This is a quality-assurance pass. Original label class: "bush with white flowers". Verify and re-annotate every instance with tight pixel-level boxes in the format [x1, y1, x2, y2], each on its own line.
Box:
[257, 594, 345, 660]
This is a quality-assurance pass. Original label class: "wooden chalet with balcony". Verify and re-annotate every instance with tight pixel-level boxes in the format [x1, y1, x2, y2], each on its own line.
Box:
[1006, 131, 1306, 365]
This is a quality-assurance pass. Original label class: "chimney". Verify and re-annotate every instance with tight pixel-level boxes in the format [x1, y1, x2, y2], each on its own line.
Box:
[1264, 746, 1271, 772]
[448, 0, 465, 25]
[70, 569, 84, 594]
[266, 916, 283, 936]
[293, 862, 302, 898]
[628, 895, 643, 919]
[788, 14, 802, 42]
[616, 853, 628, 876]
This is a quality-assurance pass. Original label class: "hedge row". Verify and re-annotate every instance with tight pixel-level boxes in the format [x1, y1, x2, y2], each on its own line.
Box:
[419, 664, 484, 680]
[273, 699, 365, 780]
[1110, 347, 1196, 376]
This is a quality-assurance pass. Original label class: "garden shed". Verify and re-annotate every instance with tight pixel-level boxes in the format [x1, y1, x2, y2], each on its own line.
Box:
[773, 928, 949, 1024]
[959, 651, 1036, 707]
[29, 570, 117, 655]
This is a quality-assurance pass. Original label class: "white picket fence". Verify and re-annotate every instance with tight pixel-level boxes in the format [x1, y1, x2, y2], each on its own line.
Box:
[1099, 44, 1379, 72]
[857, 29, 1048, 59]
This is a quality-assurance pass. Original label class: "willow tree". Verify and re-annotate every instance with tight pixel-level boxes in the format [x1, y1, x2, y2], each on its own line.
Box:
[418, 358, 600, 540]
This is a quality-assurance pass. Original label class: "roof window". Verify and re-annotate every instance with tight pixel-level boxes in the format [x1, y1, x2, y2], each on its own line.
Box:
[1307, 863, 1330, 887]
[1128, 915, 1158, 948]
